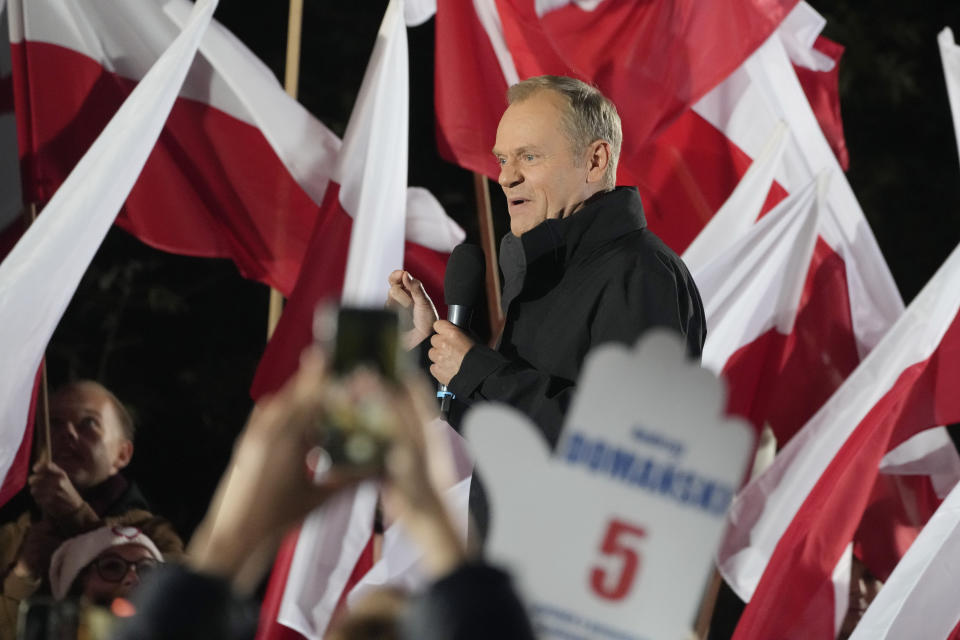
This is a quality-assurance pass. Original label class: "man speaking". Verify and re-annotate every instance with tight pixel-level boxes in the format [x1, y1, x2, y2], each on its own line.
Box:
[388, 76, 706, 446]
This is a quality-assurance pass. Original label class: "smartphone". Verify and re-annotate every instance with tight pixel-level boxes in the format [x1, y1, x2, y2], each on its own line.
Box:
[312, 305, 402, 468]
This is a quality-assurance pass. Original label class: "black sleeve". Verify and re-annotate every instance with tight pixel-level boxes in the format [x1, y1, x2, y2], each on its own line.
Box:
[401, 563, 536, 640]
[448, 344, 574, 448]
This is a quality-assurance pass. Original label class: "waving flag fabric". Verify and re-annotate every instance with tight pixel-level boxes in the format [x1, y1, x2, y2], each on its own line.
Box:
[842, 28, 960, 640]
[254, 3, 465, 639]
[435, 0, 798, 185]
[0, 0, 216, 508]
[8, 0, 459, 297]
[722, 235, 960, 639]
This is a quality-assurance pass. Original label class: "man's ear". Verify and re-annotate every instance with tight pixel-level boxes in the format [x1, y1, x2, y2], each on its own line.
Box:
[114, 440, 134, 472]
[585, 139, 611, 184]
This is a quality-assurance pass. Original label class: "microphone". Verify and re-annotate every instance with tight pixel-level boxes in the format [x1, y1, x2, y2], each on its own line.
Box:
[438, 244, 486, 416]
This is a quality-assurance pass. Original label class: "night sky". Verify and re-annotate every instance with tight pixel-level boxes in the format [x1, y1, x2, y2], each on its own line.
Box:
[44, 1, 960, 541]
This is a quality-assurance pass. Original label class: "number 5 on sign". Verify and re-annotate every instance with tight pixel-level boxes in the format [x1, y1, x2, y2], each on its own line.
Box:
[590, 519, 646, 601]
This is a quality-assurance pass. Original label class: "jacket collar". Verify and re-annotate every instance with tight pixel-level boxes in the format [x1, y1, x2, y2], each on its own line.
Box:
[498, 187, 646, 309]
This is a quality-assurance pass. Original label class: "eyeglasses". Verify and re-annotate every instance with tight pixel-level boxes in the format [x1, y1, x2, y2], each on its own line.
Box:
[91, 555, 159, 582]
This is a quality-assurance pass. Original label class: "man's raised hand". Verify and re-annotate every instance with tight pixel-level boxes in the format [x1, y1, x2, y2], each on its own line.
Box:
[386, 270, 438, 350]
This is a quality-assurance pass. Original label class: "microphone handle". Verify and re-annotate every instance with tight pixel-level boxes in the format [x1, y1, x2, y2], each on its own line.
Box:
[437, 304, 473, 417]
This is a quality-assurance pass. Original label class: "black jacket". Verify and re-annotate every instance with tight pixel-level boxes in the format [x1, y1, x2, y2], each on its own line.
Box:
[449, 187, 706, 447]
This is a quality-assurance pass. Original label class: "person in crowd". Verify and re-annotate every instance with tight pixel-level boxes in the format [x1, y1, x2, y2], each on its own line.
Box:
[48, 525, 163, 605]
[0, 381, 182, 639]
[112, 347, 534, 640]
[387, 75, 706, 446]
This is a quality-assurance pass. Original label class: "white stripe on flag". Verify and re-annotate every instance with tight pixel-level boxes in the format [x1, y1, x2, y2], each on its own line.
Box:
[276, 1, 414, 637]
[940, 28, 960, 173]
[682, 121, 788, 274]
[695, 171, 825, 374]
[0, 0, 216, 485]
[338, 0, 408, 307]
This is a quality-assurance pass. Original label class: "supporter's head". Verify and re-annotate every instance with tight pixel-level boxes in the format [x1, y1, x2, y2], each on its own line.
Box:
[49, 380, 134, 489]
[838, 556, 883, 639]
[495, 75, 621, 236]
[49, 526, 162, 605]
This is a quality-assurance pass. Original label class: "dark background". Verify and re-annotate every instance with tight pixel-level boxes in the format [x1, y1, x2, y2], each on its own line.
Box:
[44, 2, 960, 540]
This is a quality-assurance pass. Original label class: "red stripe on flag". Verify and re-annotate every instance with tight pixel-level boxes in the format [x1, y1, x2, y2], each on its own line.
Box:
[256, 528, 308, 640]
[721, 240, 858, 443]
[250, 184, 352, 400]
[250, 183, 448, 400]
[434, 0, 509, 179]
[795, 37, 849, 170]
[734, 308, 960, 639]
[855, 473, 942, 582]
[12, 41, 319, 295]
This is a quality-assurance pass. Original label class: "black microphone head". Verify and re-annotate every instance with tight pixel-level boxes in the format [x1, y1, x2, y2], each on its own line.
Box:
[444, 244, 486, 307]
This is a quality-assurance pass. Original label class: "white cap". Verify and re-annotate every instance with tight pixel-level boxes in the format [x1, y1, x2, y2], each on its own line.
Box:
[49, 525, 163, 600]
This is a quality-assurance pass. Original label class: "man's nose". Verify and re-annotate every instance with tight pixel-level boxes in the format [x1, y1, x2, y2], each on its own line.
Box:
[58, 421, 79, 441]
[498, 161, 523, 189]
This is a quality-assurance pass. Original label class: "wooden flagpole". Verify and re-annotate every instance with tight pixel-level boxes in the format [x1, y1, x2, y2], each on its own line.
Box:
[267, 0, 306, 340]
[473, 173, 504, 346]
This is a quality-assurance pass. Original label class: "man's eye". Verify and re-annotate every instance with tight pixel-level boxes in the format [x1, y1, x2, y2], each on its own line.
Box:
[78, 417, 98, 429]
[496, 157, 506, 166]
[524, 154, 535, 161]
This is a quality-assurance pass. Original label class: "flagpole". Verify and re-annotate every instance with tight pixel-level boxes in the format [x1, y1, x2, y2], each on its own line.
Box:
[24, 203, 53, 462]
[473, 173, 503, 345]
[267, 0, 306, 340]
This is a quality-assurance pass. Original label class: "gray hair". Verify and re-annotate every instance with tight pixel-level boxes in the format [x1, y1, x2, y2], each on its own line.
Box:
[507, 75, 622, 190]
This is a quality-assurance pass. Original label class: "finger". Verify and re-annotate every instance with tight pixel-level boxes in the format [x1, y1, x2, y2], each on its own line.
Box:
[428, 348, 441, 364]
[430, 333, 442, 348]
[404, 273, 430, 304]
[387, 270, 406, 287]
[386, 284, 413, 309]
[433, 319, 457, 335]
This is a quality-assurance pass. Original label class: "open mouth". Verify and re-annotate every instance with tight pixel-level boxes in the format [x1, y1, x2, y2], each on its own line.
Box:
[509, 198, 528, 207]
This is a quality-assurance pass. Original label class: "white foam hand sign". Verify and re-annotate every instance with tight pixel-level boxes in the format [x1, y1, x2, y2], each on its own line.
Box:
[464, 331, 754, 640]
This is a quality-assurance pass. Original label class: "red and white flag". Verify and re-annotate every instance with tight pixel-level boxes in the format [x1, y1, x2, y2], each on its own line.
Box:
[692, 8, 959, 634]
[9, 0, 326, 294]
[0, 0, 216, 506]
[254, 2, 464, 638]
[720, 232, 960, 639]
[840, 28, 960, 640]
[8, 0, 458, 298]
[434, 0, 798, 184]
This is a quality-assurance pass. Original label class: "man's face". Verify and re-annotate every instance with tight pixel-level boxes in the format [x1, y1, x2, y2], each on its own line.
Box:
[81, 543, 157, 605]
[49, 383, 131, 490]
[493, 91, 594, 236]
